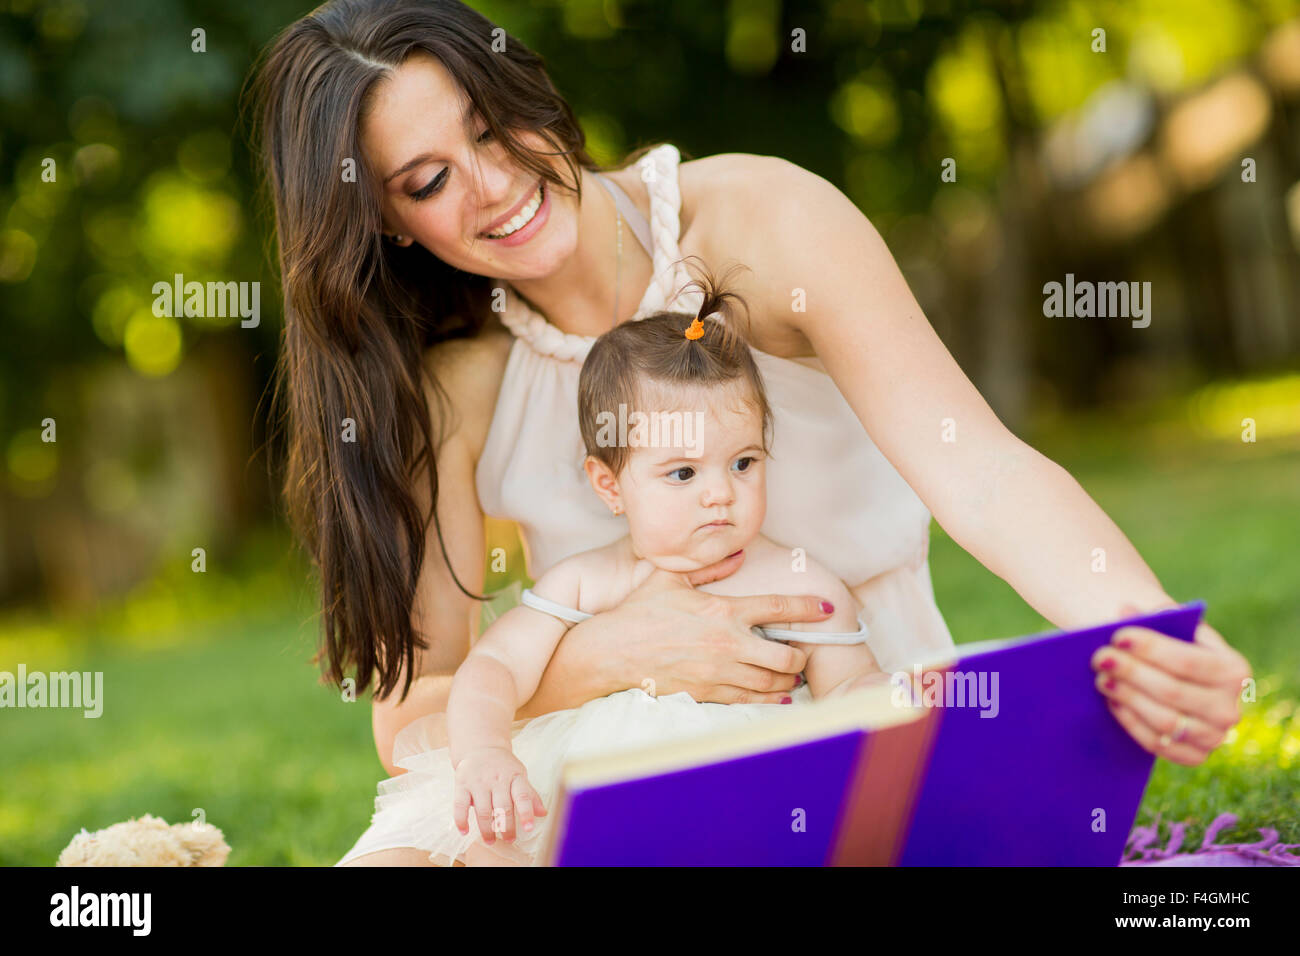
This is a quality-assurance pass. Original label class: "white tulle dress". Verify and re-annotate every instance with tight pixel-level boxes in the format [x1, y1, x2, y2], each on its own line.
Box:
[338, 682, 816, 866]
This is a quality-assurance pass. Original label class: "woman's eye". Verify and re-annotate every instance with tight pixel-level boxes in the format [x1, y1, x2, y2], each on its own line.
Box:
[409, 168, 448, 201]
[477, 127, 494, 144]
[667, 466, 695, 483]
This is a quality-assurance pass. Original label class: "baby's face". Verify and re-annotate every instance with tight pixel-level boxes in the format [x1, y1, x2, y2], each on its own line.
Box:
[616, 382, 767, 572]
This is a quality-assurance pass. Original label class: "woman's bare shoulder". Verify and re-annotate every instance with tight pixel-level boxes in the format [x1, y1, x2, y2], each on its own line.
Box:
[421, 321, 513, 458]
[680, 153, 835, 356]
[676, 152, 847, 260]
[678, 151, 803, 240]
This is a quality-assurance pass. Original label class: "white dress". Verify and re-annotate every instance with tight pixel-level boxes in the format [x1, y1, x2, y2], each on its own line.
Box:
[336, 144, 955, 865]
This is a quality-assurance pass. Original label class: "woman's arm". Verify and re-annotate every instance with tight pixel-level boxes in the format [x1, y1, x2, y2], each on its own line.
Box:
[371, 335, 507, 775]
[711, 155, 1249, 762]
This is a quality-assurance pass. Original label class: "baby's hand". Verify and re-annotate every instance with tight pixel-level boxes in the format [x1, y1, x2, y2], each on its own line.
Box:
[452, 747, 547, 843]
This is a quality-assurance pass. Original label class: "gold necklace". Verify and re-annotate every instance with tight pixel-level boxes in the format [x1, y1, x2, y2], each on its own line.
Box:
[613, 186, 623, 327]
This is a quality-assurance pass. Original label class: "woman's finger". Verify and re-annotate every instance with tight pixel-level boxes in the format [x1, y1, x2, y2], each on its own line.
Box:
[1094, 672, 1226, 753]
[1090, 645, 1238, 729]
[1104, 698, 1213, 767]
[710, 684, 797, 705]
[682, 550, 745, 586]
[1102, 624, 1247, 688]
[728, 624, 808, 676]
[729, 592, 835, 629]
[715, 660, 801, 696]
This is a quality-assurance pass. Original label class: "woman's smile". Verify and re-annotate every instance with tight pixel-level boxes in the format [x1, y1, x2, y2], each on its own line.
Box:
[479, 179, 549, 245]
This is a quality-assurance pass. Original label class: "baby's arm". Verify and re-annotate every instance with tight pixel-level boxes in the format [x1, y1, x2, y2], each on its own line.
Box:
[447, 561, 582, 842]
[782, 571, 886, 699]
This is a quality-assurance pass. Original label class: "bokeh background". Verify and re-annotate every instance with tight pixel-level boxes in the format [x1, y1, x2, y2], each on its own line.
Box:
[2, 0, 1298, 865]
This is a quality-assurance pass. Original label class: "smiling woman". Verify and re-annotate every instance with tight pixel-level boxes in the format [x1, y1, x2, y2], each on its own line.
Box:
[246, 0, 1251, 868]
[246, 0, 599, 707]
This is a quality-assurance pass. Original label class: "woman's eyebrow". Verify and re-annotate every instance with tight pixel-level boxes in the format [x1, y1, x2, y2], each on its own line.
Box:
[382, 100, 475, 185]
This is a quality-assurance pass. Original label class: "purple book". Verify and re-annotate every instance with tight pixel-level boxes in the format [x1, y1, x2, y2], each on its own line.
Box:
[542, 602, 1205, 866]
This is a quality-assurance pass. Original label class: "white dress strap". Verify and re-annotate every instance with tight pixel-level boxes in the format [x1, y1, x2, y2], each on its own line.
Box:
[518, 588, 870, 645]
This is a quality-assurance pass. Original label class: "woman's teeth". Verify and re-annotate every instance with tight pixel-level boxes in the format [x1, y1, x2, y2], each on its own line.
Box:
[485, 183, 544, 239]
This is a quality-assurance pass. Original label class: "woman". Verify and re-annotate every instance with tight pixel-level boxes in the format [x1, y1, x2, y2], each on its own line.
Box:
[247, 0, 1251, 866]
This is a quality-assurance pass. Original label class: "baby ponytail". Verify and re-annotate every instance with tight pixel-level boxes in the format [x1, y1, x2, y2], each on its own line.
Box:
[578, 256, 773, 475]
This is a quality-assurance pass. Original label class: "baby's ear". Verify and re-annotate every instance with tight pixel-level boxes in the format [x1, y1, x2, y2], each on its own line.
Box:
[582, 455, 623, 514]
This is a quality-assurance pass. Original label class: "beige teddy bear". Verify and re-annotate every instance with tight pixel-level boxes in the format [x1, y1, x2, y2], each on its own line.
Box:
[57, 814, 230, 867]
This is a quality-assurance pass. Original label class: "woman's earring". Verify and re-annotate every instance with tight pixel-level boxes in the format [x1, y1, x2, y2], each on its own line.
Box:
[612, 505, 622, 515]
[386, 233, 409, 246]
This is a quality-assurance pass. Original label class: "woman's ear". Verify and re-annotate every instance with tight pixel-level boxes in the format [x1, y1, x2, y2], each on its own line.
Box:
[583, 456, 624, 515]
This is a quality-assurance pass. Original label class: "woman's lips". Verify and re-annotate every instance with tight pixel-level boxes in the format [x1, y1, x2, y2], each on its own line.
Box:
[480, 180, 549, 247]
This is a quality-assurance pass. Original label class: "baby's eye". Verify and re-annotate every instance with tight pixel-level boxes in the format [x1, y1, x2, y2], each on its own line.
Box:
[667, 466, 695, 483]
[732, 456, 756, 473]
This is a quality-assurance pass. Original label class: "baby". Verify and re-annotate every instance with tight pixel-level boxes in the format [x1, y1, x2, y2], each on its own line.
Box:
[438, 271, 884, 863]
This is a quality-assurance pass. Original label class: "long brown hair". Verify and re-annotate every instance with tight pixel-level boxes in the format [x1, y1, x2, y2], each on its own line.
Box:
[245, 0, 633, 701]
[579, 262, 773, 477]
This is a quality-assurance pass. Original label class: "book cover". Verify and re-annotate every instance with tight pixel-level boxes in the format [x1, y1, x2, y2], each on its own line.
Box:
[543, 602, 1206, 866]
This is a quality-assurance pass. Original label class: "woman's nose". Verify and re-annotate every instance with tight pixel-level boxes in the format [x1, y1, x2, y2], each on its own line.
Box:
[469, 149, 516, 209]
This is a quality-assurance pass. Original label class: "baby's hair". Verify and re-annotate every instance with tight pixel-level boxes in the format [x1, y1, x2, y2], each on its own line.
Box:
[578, 257, 773, 476]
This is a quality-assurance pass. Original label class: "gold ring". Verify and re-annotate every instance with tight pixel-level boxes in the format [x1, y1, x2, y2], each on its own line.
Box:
[1159, 713, 1190, 749]
[1171, 712, 1190, 743]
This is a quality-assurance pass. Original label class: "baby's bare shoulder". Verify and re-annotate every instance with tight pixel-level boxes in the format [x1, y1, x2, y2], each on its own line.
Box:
[536, 539, 638, 613]
[746, 539, 858, 629]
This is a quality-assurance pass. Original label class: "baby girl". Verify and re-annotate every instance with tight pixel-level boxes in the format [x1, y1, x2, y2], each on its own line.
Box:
[370, 273, 884, 865]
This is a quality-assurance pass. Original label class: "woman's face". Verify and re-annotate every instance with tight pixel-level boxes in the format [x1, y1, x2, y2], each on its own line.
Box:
[614, 384, 768, 573]
[359, 51, 579, 279]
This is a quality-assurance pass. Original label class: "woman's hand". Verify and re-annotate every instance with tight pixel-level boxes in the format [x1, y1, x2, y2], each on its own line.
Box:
[600, 565, 832, 703]
[1090, 605, 1251, 766]
[518, 551, 836, 716]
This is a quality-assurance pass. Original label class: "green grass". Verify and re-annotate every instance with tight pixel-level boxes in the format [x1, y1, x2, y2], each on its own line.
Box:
[0, 608, 380, 866]
[2, 420, 1296, 865]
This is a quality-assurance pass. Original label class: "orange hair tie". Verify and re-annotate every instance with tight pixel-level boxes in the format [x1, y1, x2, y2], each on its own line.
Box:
[684, 316, 705, 340]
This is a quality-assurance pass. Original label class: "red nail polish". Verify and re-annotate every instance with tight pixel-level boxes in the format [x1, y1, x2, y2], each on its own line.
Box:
[793, 674, 803, 686]
[1104, 678, 1117, 691]
[781, 696, 792, 704]
[1100, 658, 1116, 671]
[820, 601, 834, 614]
[1116, 637, 1133, 650]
